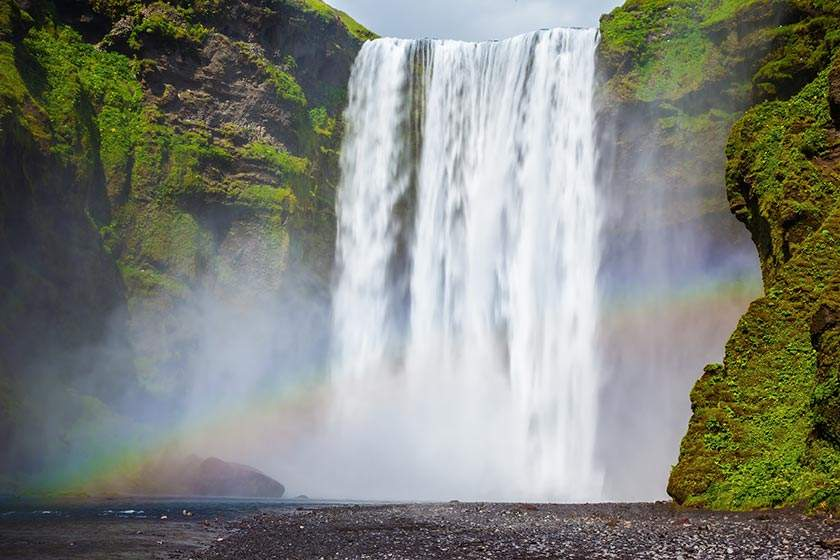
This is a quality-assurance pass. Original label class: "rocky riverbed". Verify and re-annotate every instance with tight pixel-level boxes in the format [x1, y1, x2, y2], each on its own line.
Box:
[196, 502, 840, 560]
[2, 501, 840, 559]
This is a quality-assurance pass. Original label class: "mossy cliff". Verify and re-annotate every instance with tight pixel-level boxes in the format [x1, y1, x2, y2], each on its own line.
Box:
[601, 0, 840, 509]
[599, 0, 837, 237]
[0, 0, 370, 488]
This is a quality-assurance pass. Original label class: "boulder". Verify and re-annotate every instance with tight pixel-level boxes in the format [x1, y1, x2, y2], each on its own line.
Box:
[127, 454, 286, 498]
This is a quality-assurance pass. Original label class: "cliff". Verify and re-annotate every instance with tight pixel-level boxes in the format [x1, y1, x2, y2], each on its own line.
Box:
[600, 0, 840, 509]
[0, 0, 370, 491]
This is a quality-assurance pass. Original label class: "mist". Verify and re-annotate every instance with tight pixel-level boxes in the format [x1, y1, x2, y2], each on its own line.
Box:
[0, 228, 334, 496]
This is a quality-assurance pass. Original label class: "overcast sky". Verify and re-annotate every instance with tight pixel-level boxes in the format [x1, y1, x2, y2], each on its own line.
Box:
[327, 0, 624, 42]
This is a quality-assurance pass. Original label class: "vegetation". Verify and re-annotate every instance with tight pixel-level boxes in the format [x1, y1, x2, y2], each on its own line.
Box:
[599, 0, 839, 105]
[309, 105, 336, 137]
[242, 140, 309, 176]
[237, 182, 296, 212]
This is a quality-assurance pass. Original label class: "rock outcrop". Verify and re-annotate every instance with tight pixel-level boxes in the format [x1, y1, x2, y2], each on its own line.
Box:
[134, 454, 286, 498]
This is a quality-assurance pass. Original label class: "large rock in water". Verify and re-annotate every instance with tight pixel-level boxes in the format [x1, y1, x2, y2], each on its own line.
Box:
[128, 454, 285, 498]
[188, 457, 285, 498]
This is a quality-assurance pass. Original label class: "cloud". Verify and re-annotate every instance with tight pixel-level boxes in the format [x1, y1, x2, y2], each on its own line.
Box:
[327, 0, 624, 41]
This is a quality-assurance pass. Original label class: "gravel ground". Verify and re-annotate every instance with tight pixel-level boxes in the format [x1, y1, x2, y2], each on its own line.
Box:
[0, 516, 230, 560]
[196, 502, 840, 560]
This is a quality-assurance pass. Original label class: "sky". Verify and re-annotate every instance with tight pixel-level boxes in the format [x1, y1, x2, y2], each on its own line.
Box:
[327, 0, 625, 42]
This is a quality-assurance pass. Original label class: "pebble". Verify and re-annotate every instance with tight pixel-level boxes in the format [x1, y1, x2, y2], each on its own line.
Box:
[192, 502, 840, 560]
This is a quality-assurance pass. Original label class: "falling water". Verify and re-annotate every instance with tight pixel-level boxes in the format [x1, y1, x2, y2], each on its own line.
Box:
[329, 28, 602, 501]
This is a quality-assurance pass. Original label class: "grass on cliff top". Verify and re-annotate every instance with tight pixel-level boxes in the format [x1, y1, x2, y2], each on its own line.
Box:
[293, 0, 376, 41]
[701, 0, 765, 27]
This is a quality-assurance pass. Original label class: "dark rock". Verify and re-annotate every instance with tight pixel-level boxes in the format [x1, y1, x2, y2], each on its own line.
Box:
[811, 302, 840, 346]
[128, 454, 285, 498]
[829, 55, 840, 128]
[189, 457, 285, 498]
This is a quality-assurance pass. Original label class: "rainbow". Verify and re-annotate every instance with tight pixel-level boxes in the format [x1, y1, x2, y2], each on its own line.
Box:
[25, 271, 762, 498]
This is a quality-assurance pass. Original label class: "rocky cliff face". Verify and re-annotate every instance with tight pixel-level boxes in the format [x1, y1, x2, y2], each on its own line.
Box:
[599, 0, 840, 509]
[0, 0, 370, 490]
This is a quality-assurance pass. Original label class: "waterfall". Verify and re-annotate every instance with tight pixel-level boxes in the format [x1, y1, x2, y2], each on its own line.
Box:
[329, 28, 602, 501]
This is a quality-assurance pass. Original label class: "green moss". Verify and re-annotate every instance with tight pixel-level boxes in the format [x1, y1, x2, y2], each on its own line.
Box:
[234, 41, 306, 107]
[118, 261, 189, 300]
[20, 27, 95, 167]
[309, 105, 335, 137]
[637, 30, 717, 102]
[292, 0, 376, 41]
[599, 0, 837, 106]
[130, 105, 232, 200]
[242, 140, 309, 177]
[0, 0, 32, 41]
[237, 183, 297, 212]
[127, 1, 211, 51]
[116, 203, 212, 281]
[599, 0, 723, 102]
[752, 14, 840, 100]
[701, 0, 763, 27]
[0, 41, 27, 121]
[6, 23, 145, 196]
[725, 68, 838, 282]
